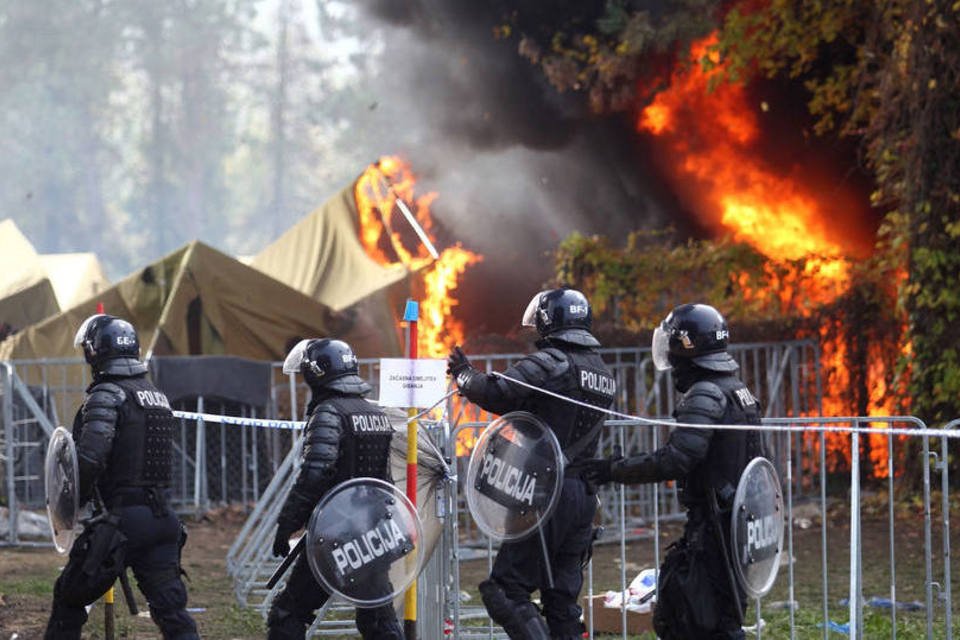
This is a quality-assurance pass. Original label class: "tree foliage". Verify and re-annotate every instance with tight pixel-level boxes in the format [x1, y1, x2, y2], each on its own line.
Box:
[716, 1, 960, 425]
[501, 0, 960, 426]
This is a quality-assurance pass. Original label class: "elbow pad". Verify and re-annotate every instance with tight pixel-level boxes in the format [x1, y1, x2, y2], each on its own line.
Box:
[301, 408, 343, 473]
[76, 382, 124, 500]
[610, 428, 713, 483]
[281, 407, 343, 529]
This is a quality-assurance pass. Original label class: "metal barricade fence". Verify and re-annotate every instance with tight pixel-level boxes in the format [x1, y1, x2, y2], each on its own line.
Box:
[446, 416, 958, 640]
[1, 341, 817, 530]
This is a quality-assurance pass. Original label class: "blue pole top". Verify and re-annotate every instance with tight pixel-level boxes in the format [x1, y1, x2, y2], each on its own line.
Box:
[403, 299, 419, 322]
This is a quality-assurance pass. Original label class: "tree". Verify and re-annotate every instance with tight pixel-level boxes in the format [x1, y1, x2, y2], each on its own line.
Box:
[717, 0, 960, 426]
[496, 0, 960, 427]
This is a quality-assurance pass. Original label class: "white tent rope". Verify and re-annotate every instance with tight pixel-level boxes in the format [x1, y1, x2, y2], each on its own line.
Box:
[489, 371, 959, 439]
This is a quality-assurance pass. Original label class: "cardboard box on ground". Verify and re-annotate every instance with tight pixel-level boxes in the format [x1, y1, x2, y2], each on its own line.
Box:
[584, 568, 657, 635]
[582, 595, 654, 635]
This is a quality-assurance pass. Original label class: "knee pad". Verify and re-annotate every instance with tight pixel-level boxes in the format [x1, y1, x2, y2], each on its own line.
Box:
[267, 606, 307, 640]
[355, 606, 403, 640]
[44, 599, 88, 640]
[479, 579, 514, 624]
[479, 579, 549, 640]
[140, 577, 197, 639]
[540, 591, 584, 638]
[43, 618, 84, 640]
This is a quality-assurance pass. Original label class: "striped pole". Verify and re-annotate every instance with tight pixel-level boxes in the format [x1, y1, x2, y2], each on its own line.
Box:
[402, 299, 419, 640]
[104, 586, 115, 639]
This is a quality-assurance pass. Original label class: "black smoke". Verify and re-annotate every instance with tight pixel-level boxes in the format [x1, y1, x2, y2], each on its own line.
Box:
[351, 0, 688, 335]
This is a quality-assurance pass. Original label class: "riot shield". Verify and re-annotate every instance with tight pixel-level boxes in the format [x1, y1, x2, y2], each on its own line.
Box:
[464, 411, 564, 542]
[730, 457, 784, 598]
[45, 427, 79, 554]
[305, 478, 423, 608]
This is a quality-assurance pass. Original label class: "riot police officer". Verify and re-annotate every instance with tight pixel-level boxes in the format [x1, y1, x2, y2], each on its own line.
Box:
[45, 315, 198, 640]
[580, 303, 764, 640]
[268, 338, 403, 640]
[448, 287, 616, 640]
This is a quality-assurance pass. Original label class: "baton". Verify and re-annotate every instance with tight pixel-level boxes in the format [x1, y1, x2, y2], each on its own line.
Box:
[266, 537, 305, 590]
[119, 569, 138, 615]
[707, 489, 744, 626]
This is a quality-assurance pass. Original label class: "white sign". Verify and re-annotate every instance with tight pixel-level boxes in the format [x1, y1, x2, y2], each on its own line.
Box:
[378, 358, 448, 408]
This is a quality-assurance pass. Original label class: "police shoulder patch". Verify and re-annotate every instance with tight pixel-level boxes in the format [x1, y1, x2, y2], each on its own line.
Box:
[132, 388, 171, 410]
[577, 366, 616, 398]
[733, 386, 758, 409]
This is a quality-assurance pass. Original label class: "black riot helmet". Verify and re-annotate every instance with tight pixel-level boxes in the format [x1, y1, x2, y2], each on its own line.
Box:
[73, 314, 147, 376]
[283, 338, 371, 395]
[521, 288, 596, 346]
[651, 303, 738, 373]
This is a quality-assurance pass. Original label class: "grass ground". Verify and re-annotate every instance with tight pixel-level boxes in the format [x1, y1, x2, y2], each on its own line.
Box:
[0, 494, 956, 639]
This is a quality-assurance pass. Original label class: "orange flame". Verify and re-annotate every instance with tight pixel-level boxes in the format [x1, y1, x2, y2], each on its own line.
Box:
[639, 35, 900, 475]
[455, 427, 479, 458]
[638, 35, 850, 292]
[354, 156, 483, 358]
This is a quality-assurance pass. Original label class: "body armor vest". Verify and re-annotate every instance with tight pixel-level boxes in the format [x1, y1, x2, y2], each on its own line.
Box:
[526, 347, 616, 461]
[323, 396, 394, 485]
[679, 376, 763, 507]
[104, 376, 176, 495]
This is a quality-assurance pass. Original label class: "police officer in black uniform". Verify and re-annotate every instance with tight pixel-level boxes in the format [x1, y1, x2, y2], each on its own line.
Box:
[268, 338, 403, 640]
[448, 287, 616, 640]
[580, 303, 764, 640]
[45, 315, 198, 640]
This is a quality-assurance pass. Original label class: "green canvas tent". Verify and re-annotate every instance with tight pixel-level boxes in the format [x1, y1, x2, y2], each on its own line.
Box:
[252, 183, 411, 357]
[0, 220, 60, 330]
[40, 252, 110, 310]
[0, 241, 342, 362]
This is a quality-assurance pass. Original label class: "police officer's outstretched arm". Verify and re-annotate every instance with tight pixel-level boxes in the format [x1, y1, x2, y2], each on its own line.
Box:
[75, 382, 125, 504]
[274, 405, 342, 556]
[607, 381, 725, 484]
[449, 345, 558, 415]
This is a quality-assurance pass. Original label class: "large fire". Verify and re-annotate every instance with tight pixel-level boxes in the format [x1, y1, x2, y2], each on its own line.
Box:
[638, 35, 852, 302]
[638, 35, 901, 476]
[354, 156, 482, 358]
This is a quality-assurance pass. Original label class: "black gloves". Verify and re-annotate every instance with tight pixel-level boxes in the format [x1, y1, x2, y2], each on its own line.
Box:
[573, 458, 614, 486]
[273, 524, 294, 558]
[447, 346, 477, 390]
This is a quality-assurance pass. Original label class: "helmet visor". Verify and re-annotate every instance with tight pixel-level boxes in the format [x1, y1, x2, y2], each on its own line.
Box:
[521, 290, 550, 328]
[651, 326, 671, 371]
[282, 339, 311, 375]
[73, 314, 107, 349]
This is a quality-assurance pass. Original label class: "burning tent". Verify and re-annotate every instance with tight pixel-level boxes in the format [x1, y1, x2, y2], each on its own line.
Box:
[251, 183, 411, 358]
[0, 241, 340, 362]
[254, 157, 482, 359]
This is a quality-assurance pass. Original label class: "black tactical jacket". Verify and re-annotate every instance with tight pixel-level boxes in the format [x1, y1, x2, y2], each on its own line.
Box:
[457, 331, 616, 462]
[610, 372, 763, 507]
[277, 378, 394, 532]
[73, 367, 175, 504]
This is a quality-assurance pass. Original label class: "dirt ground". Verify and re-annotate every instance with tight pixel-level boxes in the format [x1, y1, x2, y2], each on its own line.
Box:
[0, 507, 262, 640]
[1, 495, 957, 639]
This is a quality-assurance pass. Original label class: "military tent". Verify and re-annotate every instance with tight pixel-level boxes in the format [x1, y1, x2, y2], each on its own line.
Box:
[0, 241, 344, 362]
[252, 183, 410, 356]
[0, 220, 59, 330]
[40, 253, 110, 310]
